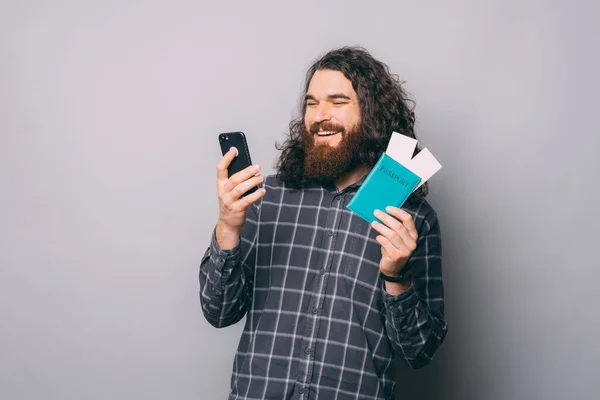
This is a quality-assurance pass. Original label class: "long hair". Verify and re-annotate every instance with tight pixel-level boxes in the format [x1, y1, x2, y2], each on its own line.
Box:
[274, 46, 428, 197]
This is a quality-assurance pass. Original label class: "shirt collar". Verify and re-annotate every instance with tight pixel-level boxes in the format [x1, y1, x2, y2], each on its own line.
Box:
[318, 172, 369, 195]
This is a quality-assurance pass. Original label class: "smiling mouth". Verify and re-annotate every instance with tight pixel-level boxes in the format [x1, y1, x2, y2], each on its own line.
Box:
[316, 131, 340, 137]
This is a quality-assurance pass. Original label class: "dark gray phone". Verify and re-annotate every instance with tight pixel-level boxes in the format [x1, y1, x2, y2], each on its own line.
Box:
[218, 131, 258, 197]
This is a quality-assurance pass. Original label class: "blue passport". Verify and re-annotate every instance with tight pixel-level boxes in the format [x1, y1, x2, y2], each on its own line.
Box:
[347, 153, 421, 224]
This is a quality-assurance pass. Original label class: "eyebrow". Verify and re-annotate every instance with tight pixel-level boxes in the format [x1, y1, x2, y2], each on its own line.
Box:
[305, 93, 352, 102]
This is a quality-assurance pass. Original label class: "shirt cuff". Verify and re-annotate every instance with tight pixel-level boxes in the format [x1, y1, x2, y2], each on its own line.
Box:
[207, 229, 242, 295]
[209, 228, 241, 263]
[382, 282, 418, 316]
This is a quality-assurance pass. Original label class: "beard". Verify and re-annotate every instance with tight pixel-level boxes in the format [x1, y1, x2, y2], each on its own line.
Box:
[303, 120, 368, 183]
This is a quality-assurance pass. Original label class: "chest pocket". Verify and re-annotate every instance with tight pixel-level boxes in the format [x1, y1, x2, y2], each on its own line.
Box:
[336, 217, 386, 328]
[341, 219, 383, 294]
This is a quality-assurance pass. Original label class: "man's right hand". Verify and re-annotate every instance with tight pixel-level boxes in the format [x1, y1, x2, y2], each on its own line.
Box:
[215, 148, 266, 249]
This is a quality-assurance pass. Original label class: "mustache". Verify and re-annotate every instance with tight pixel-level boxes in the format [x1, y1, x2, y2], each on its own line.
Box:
[308, 121, 346, 135]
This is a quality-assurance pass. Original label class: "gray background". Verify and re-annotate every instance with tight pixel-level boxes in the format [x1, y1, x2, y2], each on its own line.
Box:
[1, 0, 598, 399]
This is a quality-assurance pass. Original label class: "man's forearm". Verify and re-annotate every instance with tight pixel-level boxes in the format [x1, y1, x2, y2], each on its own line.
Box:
[199, 233, 249, 328]
[382, 288, 448, 369]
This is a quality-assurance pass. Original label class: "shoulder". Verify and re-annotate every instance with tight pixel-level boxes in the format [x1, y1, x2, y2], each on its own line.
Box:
[263, 174, 320, 194]
[256, 175, 299, 220]
[258, 175, 291, 206]
[264, 174, 285, 189]
[246, 175, 285, 215]
[402, 194, 440, 233]
[260, 175, 324, 211]
[262, 175, 288, 199]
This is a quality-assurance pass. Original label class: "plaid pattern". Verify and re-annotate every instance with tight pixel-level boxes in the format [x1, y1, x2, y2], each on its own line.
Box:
[199, 175, 447, 400]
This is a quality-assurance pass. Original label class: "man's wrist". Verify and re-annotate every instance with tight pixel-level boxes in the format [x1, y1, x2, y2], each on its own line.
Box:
[380, 266, 412, 295]
[384, 280, 411, 296]
[215, 221, 241, 250]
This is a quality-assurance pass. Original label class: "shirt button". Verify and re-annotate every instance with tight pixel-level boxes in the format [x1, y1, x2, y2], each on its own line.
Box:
[320, 268, 326, 275]
[298, 388, 304, 394]
[304, 347, 311, 355]
[327, 230, 333, 236]
[311, 307, 318, 314]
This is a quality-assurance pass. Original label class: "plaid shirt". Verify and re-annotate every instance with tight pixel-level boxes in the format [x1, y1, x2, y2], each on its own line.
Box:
[199, 175, 447, 400]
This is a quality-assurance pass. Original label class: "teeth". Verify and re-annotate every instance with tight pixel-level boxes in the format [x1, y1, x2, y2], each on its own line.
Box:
[317, 131, 337, 136]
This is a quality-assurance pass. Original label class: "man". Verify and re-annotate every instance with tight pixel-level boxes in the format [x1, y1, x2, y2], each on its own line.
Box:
[199, 46, 447, 400]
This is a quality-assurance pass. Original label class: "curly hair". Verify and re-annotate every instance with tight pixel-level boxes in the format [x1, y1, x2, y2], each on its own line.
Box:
[274, 46, 428, 197]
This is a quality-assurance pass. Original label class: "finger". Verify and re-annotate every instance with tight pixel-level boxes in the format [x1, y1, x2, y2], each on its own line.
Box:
[375, 235, 400, 260]
[230, 186, 267, 211]
[226, 164, 261, 190]
[230, 175, 264, 200]
[371, 220, 413, 251]
[371, 219, 394, 237]
[216, 148, 238, 182]
[373, 209, 406, 234]
[371, 220, 404, 247]
[385, 206, 418, 240]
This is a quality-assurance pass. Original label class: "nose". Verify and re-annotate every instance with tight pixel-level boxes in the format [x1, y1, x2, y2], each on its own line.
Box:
[313, 103, 332, 123]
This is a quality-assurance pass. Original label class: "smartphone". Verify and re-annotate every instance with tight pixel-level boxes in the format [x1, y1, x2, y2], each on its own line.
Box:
[218, 131, 258, 197]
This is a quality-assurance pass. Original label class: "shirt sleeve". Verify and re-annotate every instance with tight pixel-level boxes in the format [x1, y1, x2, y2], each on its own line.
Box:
[198, 202, 260, 328]
[381, 211, 448, 369]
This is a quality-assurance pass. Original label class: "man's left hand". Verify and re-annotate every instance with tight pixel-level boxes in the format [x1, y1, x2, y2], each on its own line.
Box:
[371, 207, 418, 277]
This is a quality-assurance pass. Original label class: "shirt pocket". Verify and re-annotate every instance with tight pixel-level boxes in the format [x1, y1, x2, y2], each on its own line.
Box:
[338, 220, 385, 328]
[342, 220, 383, 295]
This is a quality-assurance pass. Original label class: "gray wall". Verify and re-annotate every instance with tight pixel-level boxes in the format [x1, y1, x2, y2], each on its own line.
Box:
[1, 1, 598, 399]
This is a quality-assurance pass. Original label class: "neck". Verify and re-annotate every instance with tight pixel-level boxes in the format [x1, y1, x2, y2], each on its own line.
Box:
[334, 165, 370, 192]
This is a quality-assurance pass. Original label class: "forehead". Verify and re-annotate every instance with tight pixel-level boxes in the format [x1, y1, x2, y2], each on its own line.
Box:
[306, 69, 357, 98]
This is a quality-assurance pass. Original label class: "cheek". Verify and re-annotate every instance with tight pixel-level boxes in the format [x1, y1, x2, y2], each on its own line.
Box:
[304, 110, 315, 129]
[336, 110, 359, 129]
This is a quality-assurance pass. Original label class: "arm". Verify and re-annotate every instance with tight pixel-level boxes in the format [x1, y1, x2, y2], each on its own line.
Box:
[199, 202, 259, 328]
[199, 147, 266, 328]
[381, 213, 447, 369]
